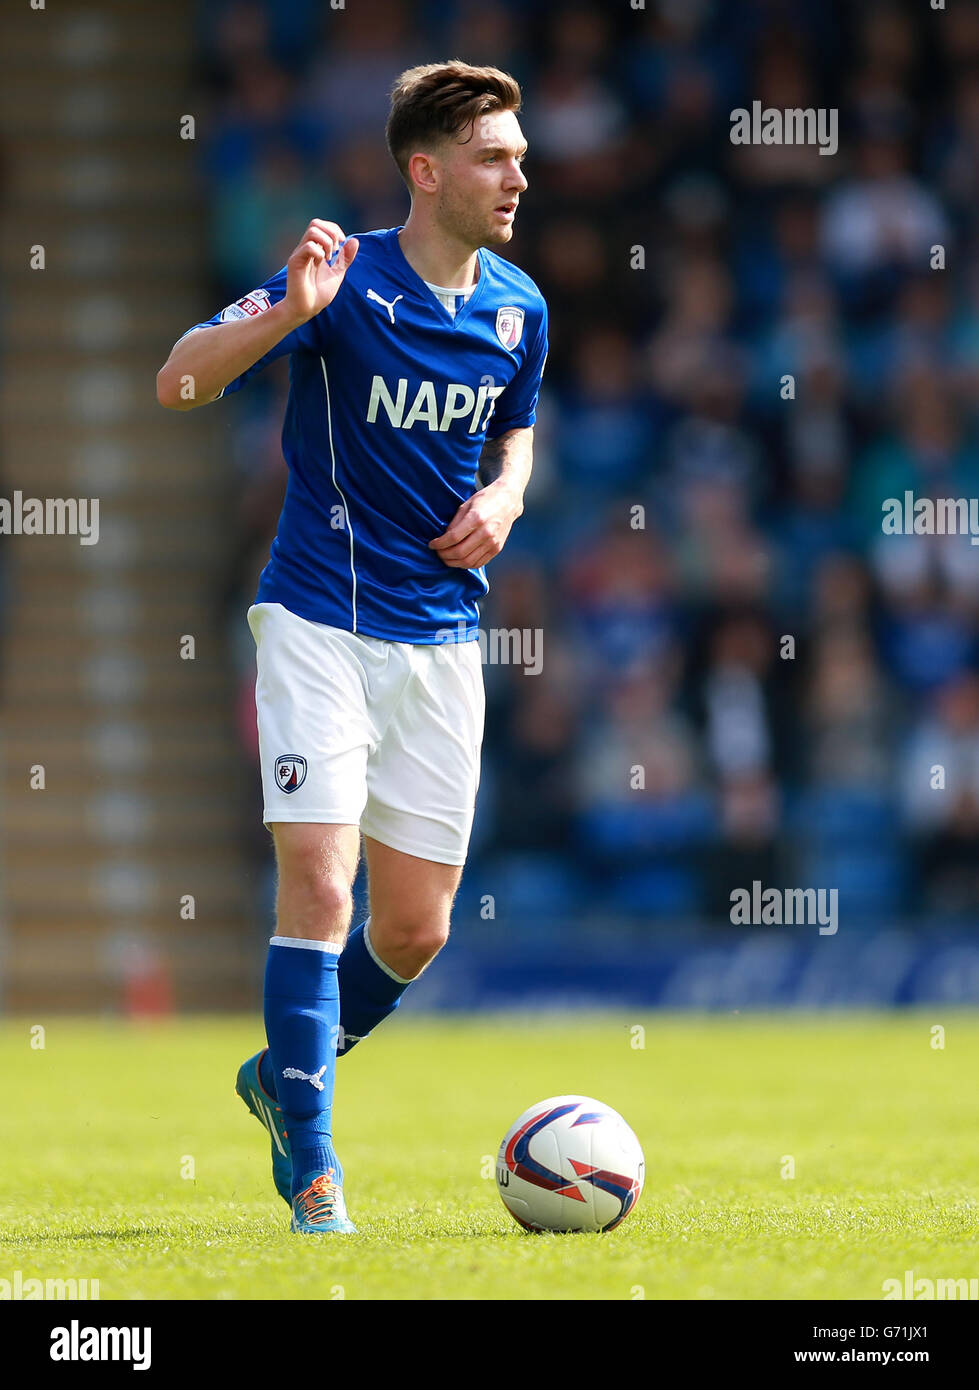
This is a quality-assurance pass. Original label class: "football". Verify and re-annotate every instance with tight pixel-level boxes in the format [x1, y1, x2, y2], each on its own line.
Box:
[496, 1095, 645, 1233]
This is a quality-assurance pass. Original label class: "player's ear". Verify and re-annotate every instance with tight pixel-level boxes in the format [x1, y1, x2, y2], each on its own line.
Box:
[407, 150, 439, 197]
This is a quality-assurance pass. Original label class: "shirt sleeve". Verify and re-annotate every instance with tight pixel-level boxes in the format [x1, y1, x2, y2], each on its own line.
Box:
[485, 300, 549, 438]
[174, 265, 328, 398]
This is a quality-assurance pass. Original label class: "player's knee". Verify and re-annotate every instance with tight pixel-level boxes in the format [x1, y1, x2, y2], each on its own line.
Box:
[414, 921, 450, 963]
[278, 869, 353, 934]
[381, 917, 450, 973]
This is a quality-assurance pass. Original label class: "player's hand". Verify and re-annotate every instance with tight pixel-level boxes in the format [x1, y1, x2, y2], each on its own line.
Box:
[282, 220, 359, 324]
[429, 480, 524, 570]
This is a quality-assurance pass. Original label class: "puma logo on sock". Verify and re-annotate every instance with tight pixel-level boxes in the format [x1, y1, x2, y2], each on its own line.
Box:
[282, 1065, 328, 1091]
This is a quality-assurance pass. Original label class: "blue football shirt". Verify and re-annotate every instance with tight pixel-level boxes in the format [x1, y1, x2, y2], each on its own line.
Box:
[184, 226, 549, 642]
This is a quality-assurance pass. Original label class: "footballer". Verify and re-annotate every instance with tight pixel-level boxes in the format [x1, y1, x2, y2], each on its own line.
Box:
[156, 62, 548, 1233]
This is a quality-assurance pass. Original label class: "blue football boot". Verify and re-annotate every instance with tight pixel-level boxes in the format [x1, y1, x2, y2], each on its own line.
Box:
[235, 1048, 292, 1205]
[290, 1168, 357, 1234]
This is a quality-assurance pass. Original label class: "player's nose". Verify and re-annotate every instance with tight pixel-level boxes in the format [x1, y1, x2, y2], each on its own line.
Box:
[506, 159, 528, 193]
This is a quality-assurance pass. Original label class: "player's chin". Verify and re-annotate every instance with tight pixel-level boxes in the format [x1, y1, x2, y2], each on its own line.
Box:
[483, 221, 515, 246]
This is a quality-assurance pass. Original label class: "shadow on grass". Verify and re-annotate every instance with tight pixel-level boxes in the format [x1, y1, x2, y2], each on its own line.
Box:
[0, 1223, 260, 1244]
[0, 1226, 170, 1244]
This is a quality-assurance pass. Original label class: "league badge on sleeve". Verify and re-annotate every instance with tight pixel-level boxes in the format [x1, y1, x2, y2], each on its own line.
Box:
[495, 306, 525, 351]
[221, 288, 273, 321]
[274, 754, 307, 793]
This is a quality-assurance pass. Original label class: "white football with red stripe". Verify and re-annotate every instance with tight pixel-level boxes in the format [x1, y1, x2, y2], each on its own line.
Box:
[496, 1095, 644, 1233]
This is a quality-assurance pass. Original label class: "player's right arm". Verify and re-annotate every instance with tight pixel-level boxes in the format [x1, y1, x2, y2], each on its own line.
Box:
[156, 221, 358, 411]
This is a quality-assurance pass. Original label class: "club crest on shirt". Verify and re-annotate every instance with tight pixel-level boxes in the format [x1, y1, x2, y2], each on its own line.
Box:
[220, 288, 272, 321]
[275, 754, 307, 793]
[495, 306, 525, 351]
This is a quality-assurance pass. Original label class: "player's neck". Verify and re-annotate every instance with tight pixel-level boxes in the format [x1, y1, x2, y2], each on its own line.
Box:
[397, 217, 479, 291]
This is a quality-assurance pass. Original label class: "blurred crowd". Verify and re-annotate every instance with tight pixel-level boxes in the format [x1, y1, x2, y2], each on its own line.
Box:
[194, 0, 979, 926]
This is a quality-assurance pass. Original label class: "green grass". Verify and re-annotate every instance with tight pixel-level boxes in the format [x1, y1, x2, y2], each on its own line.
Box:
[1, 1013, 976, 1299]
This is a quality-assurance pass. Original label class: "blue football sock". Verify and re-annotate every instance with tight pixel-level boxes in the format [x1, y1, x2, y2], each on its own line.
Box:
[256, 919, 414, 1095]
[263, 936, 342, 1197]
[337, 917, 415, 1056]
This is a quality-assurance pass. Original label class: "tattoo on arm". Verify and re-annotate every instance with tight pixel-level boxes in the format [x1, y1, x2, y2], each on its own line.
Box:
[478, 435, 510, 487]
[478, 428, 533, 490]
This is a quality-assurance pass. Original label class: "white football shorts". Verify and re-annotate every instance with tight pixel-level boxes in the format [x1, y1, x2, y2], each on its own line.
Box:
[246, 602, 485, 866]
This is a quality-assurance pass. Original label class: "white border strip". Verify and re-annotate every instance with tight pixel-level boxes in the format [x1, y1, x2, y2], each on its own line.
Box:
[269, 934, 343, 955]
[363, 916, 414, 984]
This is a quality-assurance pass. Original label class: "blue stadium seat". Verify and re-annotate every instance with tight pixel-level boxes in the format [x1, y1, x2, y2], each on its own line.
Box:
[788, 787, 898, 847]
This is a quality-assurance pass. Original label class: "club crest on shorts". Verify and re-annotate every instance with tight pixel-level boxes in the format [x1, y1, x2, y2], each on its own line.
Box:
[275, 754, 307, 793]
[495, 306, 525, 351]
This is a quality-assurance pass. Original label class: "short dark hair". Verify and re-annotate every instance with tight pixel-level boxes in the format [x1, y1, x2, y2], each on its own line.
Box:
[386, 60, 522, 187]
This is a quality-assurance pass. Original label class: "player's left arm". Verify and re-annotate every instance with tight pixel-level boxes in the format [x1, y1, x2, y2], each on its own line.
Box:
[429, 426, 534, 570]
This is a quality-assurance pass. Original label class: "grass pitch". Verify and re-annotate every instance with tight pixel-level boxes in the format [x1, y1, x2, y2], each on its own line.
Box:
[1, 1013, 976, 1300]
